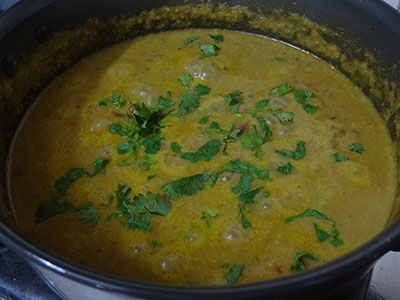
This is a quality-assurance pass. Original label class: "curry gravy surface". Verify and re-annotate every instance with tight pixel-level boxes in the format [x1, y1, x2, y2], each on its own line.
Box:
[9, 29, 397, 285]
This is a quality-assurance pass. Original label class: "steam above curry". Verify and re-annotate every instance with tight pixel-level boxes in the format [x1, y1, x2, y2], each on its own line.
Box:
[8, 29, 397, 285]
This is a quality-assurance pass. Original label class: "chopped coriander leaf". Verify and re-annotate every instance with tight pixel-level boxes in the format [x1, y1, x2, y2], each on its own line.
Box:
[254, 115, 273, 141]
[162, 173, 210, 200]
[276, 162, 293, 174]
[170, 142, 182, 153]
[199, 44, 218, 57]
[239, 187, 263, 203]
[112, 93, 127, 108]
[255, 99, 270, 111]
[179, 92, 200, 115]
[240, 130, 264, 150]
[263, 191, 270, 197]
[232, 174, 253, 194]
[149, 240, 162, 248]
[181, 139, 222, 163]
[224, 264, 244, 284]
[313, 223, 331, 242]
[255, 166, 271, 181]
[333, 153, 349, 162]
[270, 83, 293, 96]
[195, 84, 211, 96]
[239, 205, 251, 229]
[293, 90, 319, 114]
[54, 168, 86, 199]
[142, 134, 162, 155]
[199, 115, 210, 124]
[210, 121, 220, 130]
[224, 91, 243, 113]
[147, 175, 156, 180]
[210, 5, 215, 13]
[77, 202, 99, 226]
[289, 252, 318, 273]
[117, 141, 139, 155]
[272, 57, 285, 62]
[35, 201, 73, 223]
[201, 208, 219, 227]
[109, 204, 152, 231]
[284, 208, 334, 223]
[90, 157, 110, 176]
[154, 94, 174, 112]
[208, 171, 220, 187]
[210, 34, 224, 43]
[179, 73, 193, 87]
[275, 141, 306, 160]
[184, 36, 199, 45]
[132, 192, 171, 216]
[269, 108, 294, 125]
[226, 159, 257, 174]
[330, 224, 344, 247]
[99, 98, 109, 106]
[109, 122, 131, 137]
[225, 160, 271, 180]
[140, 154, 157, 171]
[349, 143, 364, 154]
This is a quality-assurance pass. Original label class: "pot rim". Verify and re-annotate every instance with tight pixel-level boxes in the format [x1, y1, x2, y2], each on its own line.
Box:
[0, 0, 400, 298]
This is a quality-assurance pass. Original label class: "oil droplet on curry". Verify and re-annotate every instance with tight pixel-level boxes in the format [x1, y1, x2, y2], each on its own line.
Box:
[9, 29, 397, 285]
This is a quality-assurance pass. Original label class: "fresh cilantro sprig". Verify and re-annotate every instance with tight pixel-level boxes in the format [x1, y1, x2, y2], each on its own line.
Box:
[223, 264, 244, 284]
[77, 202, 100, 226]
[181, 139, 222, 163]
[162, 173, 210, 200]
[201, 208, 219, 227]
[289, 252, 318, 273]
[275, 141, 306, 160]
[35, 157, 109, 223]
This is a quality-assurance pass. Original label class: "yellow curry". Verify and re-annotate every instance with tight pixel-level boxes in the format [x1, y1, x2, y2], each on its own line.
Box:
[8, 29, 397, 285]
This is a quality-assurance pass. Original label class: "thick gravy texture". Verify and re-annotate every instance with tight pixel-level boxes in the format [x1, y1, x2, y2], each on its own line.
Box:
[9, 29, 397, 285]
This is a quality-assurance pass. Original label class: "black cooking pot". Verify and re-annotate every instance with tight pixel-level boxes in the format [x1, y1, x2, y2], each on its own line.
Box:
[0, 1, 399, 299]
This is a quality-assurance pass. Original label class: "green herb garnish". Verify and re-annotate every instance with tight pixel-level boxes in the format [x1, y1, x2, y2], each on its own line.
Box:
[293, 90, 319, 115]
[276, 162, 293, 174]
[238, 205, 251, 229]
[181, 139, 222, 163]
[111, 93, 127, 109]
[349, 143, 364, 154]
[199, 115, 210, 124]
[269, 108, 294, 125]
[275, 141, 306, 160]
[77, 202, 99, 226]
[99, 98, 109, 106]
[333, 153, 349, 162]
[162, 173, 210, 200]
[184, 36, 199, 45]
[232, 174, 253, 194]
[179, 73, 193, 87]
[199, 44, 218, 57]
[142, 134, 162, 155]
[239, 187, 263, 203]
[224, 91, 243, 113]
[284, 208, 334, 223]
[170, 142, 182, 153]
[201, 208, 219, 227]
[210, 34, 224, 43]
[313, 223, 331, 242]
[289, 252, 318, 272]
[224, 264, 244, 284]
[270, 83, 293, 96]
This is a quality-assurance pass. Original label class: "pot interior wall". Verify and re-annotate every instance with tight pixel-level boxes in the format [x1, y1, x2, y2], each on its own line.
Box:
[0, 0, 400, 267]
